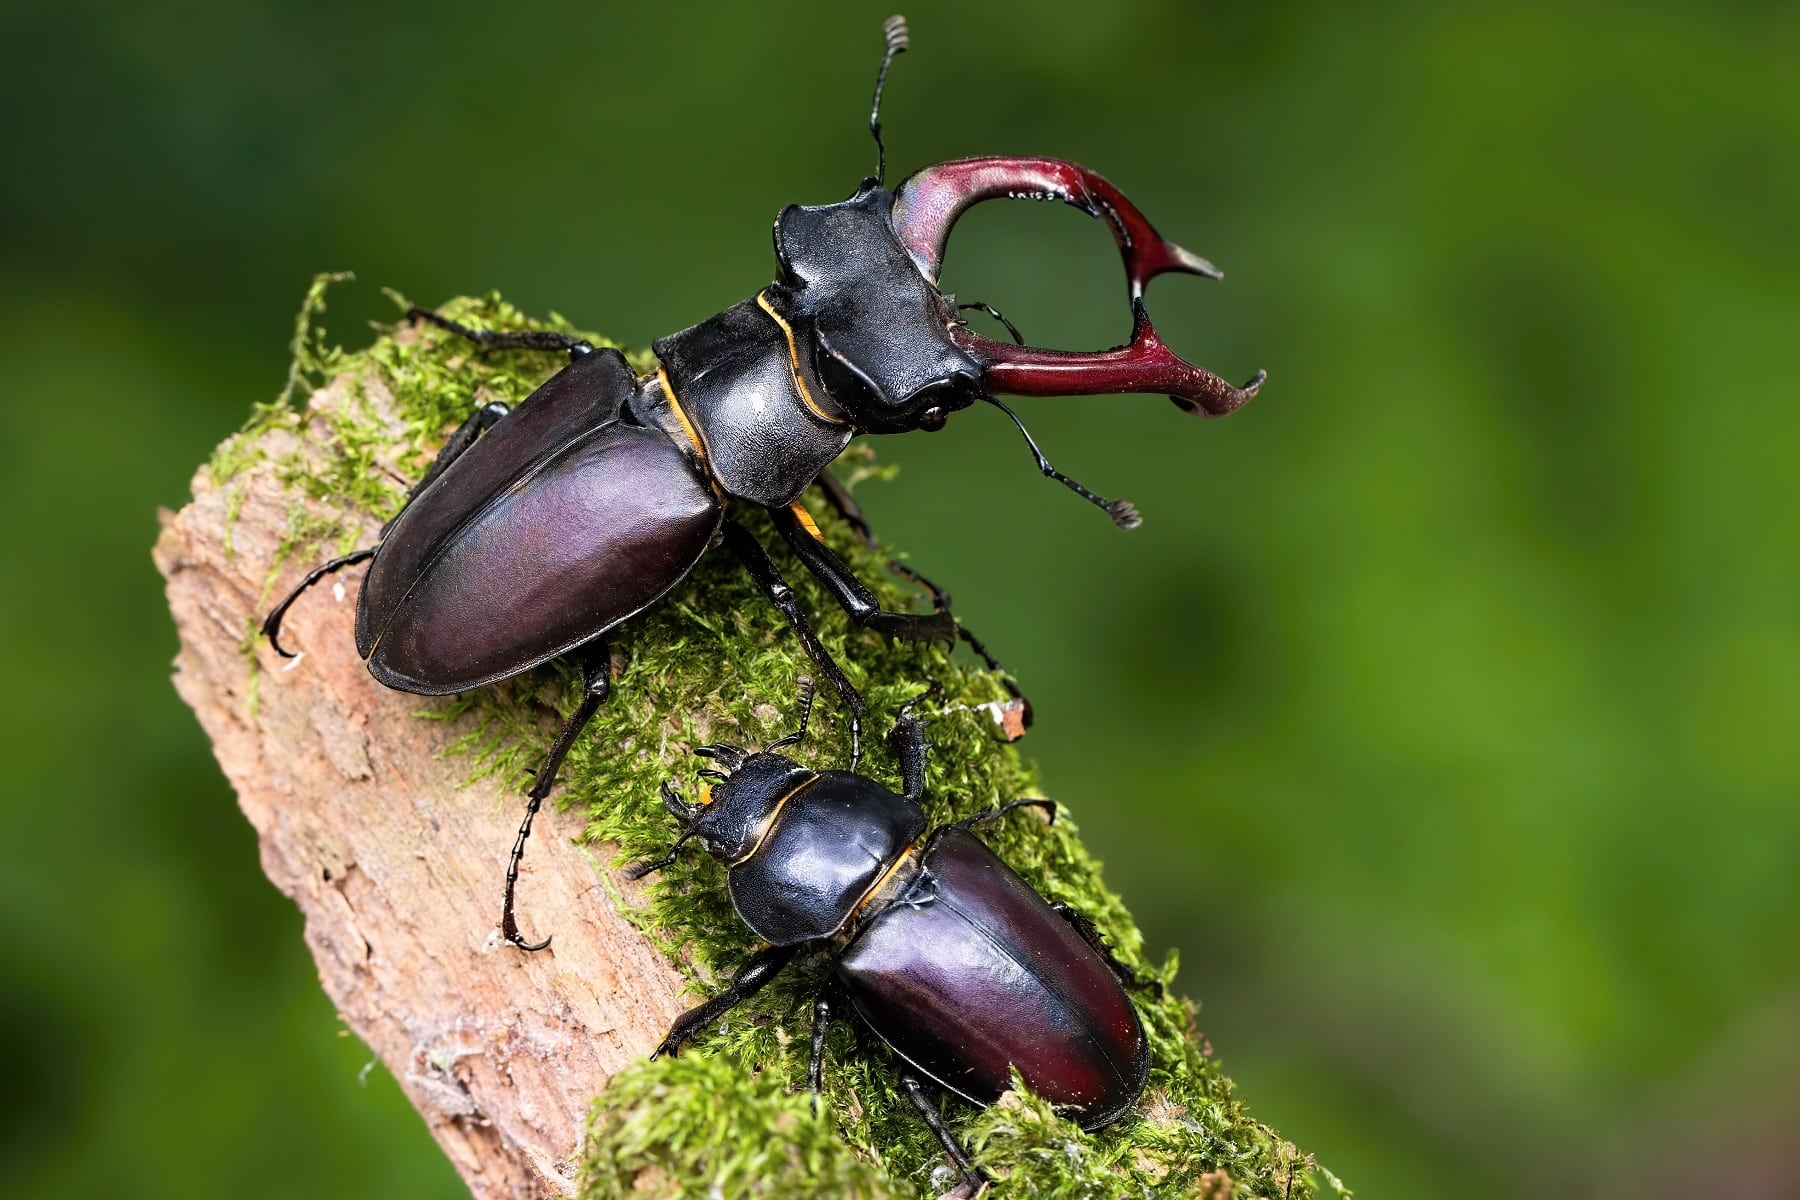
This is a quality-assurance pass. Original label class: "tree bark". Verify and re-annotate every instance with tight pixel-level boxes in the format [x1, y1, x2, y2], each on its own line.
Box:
[155, 434, 686, 1200]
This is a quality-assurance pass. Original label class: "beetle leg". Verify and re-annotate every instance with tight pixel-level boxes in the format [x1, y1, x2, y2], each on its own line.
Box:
[1051, 902, 1164, 997]
[621, 828, 696, 881]
[765, 676, 818, 753]
[807, 981, 842, 1115]
[721, 519, 866, 770]
[809, 475, 1032, 733]
[812, 473, 960, 616]
[650, 943, 801, 1059]
[260, 548, 375, 657]
[811, 472, 952, 607]
[406, 306, 594, 361]
[955, 797, 1057, 832]
[810, 471, 876, 548]
[887, 701, 933, 804]
[899, 1073, 985, 1192]
[500, 638, 612, 951]
[770, 501, 957, 644]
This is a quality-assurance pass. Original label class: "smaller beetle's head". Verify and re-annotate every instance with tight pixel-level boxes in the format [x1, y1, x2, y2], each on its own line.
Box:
[766, 183, 983, 435]
[648, 679, 821, 867]
[659, 747, 813, 865]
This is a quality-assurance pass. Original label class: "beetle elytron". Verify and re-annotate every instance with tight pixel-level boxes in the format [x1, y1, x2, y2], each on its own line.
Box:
[263, 14, 1263, 950]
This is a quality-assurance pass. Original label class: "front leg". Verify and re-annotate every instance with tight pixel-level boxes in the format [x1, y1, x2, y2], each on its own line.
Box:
[770, 500, 956, 643]
[811, 470, 948, 603]
[389, 399, 510, 530]
[652, 943, 800, 1059]
[807, 476, 1032, 737]
[806, 981, 842, 1114]
[722, 519, 867, 768]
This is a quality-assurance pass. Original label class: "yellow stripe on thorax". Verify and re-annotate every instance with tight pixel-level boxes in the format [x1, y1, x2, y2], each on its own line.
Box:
[848, 842, 923, 925]
[755, 291, 847, 427]
[657, 366, 725, 502]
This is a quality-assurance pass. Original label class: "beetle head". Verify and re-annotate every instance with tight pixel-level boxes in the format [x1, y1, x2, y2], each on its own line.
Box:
[767, 183, 983, 435]
[664, 745, 813, 865]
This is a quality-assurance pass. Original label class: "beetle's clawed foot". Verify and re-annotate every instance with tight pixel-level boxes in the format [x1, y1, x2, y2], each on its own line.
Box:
[261, 615, 298, 659]
[504, 927, 553, 953]
[898, 678, 943, 721]
[941, 1175, 991, 1200]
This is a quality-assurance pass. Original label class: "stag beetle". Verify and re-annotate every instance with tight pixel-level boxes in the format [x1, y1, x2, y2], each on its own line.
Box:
[632, 682, 1154, 1190]
[262, 15, 1263, 950]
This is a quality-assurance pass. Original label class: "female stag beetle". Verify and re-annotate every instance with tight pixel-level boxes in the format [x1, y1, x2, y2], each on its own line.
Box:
[632, 683, 1155, 1190]
[262, 15, 1263, 951]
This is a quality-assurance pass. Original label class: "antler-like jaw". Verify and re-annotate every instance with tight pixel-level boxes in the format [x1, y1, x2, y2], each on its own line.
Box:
[953, 301, 1265, 417]
[893, 155, 1265, 415]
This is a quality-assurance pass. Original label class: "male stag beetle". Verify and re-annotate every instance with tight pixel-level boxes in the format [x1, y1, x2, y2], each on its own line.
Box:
[632, 683, 1154, 1190]
[262, 15, 1263, 951]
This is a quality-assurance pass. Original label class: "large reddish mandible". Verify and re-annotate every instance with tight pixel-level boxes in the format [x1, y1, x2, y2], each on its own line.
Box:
[892, 155, 1266, 416]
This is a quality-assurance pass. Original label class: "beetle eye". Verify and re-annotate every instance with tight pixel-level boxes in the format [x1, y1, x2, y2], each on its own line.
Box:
[918, 406, 947, 432]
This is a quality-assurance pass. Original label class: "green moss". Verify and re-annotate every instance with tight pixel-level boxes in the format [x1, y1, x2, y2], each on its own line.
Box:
[235, 276, 1346, 1199]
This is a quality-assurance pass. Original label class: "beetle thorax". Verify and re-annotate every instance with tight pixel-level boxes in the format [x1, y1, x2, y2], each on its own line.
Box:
[707, 765, 929, 946]
[648, 303, 853, 508]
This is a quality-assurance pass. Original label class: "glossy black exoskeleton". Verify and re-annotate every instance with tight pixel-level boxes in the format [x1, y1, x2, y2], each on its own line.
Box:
[635, 684, 1153, 1188]
[261, 15, 1263, 950]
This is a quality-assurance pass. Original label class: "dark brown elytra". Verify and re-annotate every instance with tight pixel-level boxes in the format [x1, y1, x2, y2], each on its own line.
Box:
[261, 14, 1263, 957]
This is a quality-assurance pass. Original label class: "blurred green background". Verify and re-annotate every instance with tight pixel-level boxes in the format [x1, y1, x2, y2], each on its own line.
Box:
[4, 1, 1795, 1196]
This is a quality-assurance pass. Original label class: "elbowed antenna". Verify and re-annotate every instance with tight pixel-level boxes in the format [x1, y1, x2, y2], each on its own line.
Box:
[893, 155, 1265, 415]
[949, 301, 1143, 525]
[984, 396, 1141, 529]
[870, 15, 910, 186]
[623, 782, 703, 879]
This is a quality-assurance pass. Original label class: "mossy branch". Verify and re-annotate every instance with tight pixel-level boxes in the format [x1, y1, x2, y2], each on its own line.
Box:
[156, 279, 1342, 1199]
